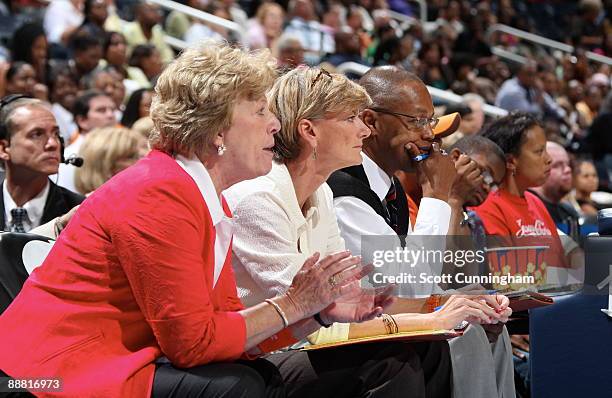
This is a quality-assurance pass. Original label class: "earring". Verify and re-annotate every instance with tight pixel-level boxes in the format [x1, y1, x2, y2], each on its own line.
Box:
[217, 143, 226, 156]
[312, 147, 317, 160]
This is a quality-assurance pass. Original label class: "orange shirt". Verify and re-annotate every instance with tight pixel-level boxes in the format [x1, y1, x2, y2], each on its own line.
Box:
[470, 189, 567, 284]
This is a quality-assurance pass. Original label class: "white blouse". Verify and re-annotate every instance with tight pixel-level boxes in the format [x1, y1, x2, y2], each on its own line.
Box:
[224, 162, 345, 306]
[224, 163, 350, 344]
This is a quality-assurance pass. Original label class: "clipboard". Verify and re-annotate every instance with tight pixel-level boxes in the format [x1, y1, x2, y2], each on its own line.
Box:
[302, 328, 465, 351]
[505, 290, 554, 312]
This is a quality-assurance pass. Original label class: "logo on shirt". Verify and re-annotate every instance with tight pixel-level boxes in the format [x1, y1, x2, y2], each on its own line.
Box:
[515, 219, 552, 237]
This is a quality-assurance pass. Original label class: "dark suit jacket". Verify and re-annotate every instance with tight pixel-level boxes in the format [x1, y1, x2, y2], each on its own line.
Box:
[0, 178, 85, 231]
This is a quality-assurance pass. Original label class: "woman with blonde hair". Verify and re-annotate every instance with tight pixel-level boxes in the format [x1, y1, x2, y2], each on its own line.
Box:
[74, 126, 149, 195]
[0, 43, 395, 397]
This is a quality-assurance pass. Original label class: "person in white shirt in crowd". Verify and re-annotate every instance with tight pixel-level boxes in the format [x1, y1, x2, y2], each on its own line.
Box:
[44, 0, 85, 46]
[284, 0, 334, 64]
[0, 96, 83, 232]
[329, 66, 516, 398]
[185, 2, 231, 46]
[48, 68, 79, 143]
[275, 34, 306, 70]
[84, 68, 126, 120]
[56, 91, 116, 192]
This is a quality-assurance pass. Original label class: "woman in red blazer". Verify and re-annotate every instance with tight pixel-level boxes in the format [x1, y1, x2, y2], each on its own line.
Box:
[0, 43, 397, 397]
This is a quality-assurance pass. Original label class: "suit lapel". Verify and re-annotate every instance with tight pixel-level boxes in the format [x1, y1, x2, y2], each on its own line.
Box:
[40, 180, 66, 225]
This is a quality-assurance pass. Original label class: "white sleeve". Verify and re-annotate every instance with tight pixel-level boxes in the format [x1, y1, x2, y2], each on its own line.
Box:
[231, 191, 309, 298]
[44, 3, 65, 43]
[334, 196, 445, 297]
[321, 184, 346, 255]
[411, 197, 452, 236]
[44, 2, 80, 44]
[333, 196, 399, 257]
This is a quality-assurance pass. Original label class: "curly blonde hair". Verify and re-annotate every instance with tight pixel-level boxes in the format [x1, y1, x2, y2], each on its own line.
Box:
[75, 127, 146, 194]
[149, 41, 278, 157]
[268, 67, 372, 161]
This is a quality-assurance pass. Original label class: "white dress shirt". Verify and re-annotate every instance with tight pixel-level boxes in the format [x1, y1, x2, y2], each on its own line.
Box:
[175, 155, 233, 289]
[225, 162, 345, 306]
[3, 180, 50, 232]
[55, 134, 84, 193]
[225, 163, 350, 344]
[333, 153, 451, 297]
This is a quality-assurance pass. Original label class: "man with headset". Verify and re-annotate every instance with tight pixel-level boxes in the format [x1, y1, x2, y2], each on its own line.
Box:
[0, 95, 84, 233]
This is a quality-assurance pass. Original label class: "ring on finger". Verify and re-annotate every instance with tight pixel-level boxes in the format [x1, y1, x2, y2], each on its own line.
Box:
[328, 275, 338, 288]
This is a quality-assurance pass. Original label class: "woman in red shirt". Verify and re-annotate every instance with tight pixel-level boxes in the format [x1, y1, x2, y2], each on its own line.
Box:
[471, 112, 567, 286]
[0, 43, 397, 397]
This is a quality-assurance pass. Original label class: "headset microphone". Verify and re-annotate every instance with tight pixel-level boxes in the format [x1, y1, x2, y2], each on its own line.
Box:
[64, 155, 84, 167]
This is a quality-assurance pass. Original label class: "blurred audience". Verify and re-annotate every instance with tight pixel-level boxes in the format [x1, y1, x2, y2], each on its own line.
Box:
[530, 142, 580, 240]
[79, 0, 108, 38]
[69, 33, 103, 82]
[123, 2, 174, 64]
[569, 159, 602, 216]
[128, 44, 163, 84]
[247, 2, 285, 50]
[11, 23, 48, 85]
[120, 88, 152, 128]
[74, 126, 148, 195]
[275, 34, 305, 70]
[56, 90, 116, 192]
[48, 68, 79, 142]
[101, 31, 150, 91]
[44, 0, 84, 46]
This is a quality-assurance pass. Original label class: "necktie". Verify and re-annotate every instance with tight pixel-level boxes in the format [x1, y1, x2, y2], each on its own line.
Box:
[384, 183, 399, 234]
[10, 207, 28, 233]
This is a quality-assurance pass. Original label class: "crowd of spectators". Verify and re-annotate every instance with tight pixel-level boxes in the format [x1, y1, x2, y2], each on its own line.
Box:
[0, 0, 608, 206]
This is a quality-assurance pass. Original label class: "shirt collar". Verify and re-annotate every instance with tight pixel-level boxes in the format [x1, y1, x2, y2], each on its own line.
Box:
[361, 152, 392, 202]
[3, 179, 50, 227]
[268, 162, 320, 225]
[175, 155, 229, 226]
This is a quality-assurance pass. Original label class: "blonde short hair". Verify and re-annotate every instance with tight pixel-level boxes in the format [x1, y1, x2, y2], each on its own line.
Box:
[269, 67, 372, 161]
[149, 42, 277, 157]
[132, 116, 154, 139]
[75, 127, 145, 194]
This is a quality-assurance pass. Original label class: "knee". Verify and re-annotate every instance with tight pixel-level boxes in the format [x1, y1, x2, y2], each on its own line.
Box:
[223, 364, 267, 398]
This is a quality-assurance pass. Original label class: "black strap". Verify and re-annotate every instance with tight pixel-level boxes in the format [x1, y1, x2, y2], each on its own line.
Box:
[328, 166, 409, 245]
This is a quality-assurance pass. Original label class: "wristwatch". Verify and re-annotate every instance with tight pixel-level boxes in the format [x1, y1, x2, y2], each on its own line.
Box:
[314, 312, 332, 328]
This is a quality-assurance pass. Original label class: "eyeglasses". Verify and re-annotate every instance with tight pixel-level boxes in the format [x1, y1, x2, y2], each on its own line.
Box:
[369, 107, 439, 130]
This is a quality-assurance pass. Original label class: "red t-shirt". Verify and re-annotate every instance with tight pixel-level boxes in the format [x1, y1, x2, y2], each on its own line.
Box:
[470, 189, 567, 284]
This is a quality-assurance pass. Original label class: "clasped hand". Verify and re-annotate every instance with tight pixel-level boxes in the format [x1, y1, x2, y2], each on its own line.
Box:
[286, 251, 395, 324]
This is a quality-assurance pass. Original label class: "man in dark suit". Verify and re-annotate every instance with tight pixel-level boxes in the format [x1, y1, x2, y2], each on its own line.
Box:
[0, 96, 84, 232]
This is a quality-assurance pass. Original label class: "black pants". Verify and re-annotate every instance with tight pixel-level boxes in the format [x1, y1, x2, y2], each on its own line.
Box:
[151, 341, 451, 398]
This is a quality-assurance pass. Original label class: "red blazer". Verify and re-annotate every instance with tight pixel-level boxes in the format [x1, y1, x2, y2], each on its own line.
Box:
[0, 151, 249, 397]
